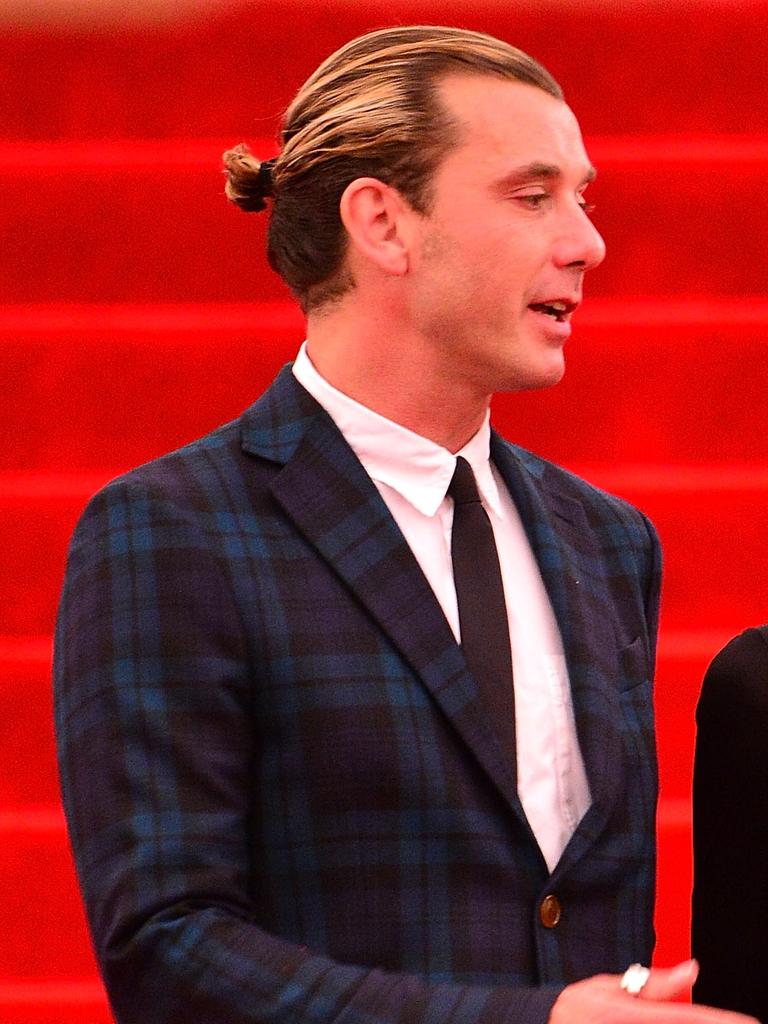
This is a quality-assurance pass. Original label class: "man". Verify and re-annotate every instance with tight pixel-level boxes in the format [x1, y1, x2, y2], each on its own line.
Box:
[692, 626, 768, 1023]
[54, 25, 755, 1024]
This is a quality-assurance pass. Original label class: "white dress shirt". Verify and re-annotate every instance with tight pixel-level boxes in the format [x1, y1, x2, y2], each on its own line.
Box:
[292, 342, 591, 872]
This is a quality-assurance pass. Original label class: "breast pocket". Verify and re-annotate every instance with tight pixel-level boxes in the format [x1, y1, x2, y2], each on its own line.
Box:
[617, 634, 650, 693]
[617, 634, 656, 776]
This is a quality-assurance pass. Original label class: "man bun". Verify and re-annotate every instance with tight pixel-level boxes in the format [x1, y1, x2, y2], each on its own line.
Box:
[223, 143, 275, 213]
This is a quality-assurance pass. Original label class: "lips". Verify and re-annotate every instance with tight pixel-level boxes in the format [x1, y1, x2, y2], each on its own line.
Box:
[527, 297, 579, 323]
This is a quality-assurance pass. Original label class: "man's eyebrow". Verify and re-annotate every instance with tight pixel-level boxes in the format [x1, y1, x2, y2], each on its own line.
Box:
[495, 162, 597, 189]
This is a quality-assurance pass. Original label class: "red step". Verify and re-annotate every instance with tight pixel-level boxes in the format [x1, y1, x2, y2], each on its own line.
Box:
[601, 469, 768, 633]
[654, 630, 735, 803]
[0, 809, 99, 979]
[1, 482, 99, 637]
[2, 2, 768, 139]
[0, 303, 299, 472]
[0, 981, 110, 1024]
[3, 298, 768, 472]
[0, 639, 59, 806]
[5, 139, 768, 301]
[654, 799, 693, 969]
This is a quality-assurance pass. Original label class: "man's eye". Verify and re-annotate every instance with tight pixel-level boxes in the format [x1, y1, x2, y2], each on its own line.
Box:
[518, 193, 549, 209]
[579, 200, 596, 216]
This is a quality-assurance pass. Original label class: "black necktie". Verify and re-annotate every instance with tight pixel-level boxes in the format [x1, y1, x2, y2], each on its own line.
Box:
[448, 456, 516, 758]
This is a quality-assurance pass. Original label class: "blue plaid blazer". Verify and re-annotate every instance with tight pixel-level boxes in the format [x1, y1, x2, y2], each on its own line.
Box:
[54, 366, 661, 1024]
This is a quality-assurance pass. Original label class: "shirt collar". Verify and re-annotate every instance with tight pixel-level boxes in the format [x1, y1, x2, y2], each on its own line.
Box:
[292, 341, 502, 518]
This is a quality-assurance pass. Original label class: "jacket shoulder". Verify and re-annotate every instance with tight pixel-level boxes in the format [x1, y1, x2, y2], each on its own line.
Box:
[106, 414, 244, 496]
[67, 412, 257, 565]
[497, 436, 657, 537]
[95, 363, 315, 507]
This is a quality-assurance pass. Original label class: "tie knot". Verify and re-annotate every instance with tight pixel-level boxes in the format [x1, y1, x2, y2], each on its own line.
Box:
[448, 456, 482, 506]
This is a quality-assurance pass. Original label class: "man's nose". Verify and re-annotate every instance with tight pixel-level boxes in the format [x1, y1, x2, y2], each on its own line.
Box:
[553, 208, 606, 272]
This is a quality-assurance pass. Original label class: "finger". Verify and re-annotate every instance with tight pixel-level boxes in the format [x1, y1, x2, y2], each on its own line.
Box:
[639, 960, 699, 1002]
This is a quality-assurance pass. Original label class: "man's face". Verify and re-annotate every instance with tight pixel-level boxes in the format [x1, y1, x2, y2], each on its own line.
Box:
[407, 74, 606, 395]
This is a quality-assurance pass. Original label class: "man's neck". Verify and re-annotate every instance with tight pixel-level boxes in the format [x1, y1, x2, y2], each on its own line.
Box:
[305, 314, 492, 454]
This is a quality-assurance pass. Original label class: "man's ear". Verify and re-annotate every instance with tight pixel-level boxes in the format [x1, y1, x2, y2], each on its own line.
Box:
[339, 177, 416, 277]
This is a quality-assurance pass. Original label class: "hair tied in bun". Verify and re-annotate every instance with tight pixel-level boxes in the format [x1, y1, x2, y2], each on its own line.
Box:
[222, 144, 278, 213]
[257, 158, 276, 198]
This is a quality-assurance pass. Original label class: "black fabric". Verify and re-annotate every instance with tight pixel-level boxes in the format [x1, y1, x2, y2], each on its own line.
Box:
[449, 457, 516, 764]
[692, 625, 768, 1023]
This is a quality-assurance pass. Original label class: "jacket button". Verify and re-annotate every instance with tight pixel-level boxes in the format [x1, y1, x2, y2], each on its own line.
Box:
[539, 894, 562, 928]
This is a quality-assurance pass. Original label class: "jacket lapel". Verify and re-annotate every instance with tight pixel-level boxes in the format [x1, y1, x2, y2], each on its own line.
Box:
[240, 368, 521, 815]
[491, 435, 625, 870]
[240, 370, 627, 857]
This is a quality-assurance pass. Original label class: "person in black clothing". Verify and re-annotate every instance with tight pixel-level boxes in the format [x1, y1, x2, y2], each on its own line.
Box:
[693, 625, 768, 1024]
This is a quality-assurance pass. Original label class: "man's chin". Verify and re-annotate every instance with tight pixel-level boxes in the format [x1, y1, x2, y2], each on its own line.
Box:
[495, 358, 566, 394]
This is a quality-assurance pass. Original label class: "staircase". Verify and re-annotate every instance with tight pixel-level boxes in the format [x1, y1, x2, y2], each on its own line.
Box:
[3, 3, 768, 1019]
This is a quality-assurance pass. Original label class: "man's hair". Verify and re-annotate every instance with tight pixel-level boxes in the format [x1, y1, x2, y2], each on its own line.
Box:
[223, 25, 563, 312]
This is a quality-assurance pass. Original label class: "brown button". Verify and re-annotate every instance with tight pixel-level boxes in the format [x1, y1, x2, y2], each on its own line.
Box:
[539, 894, 562, 928]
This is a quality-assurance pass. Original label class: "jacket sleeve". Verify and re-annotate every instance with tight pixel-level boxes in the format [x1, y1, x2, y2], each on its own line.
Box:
[53, 477, 563, 1024]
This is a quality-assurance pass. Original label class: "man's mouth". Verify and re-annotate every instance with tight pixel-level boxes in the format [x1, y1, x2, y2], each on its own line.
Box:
[528, 299, 578, 323]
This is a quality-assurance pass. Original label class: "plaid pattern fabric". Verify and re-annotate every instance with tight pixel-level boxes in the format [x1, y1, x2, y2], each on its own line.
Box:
[54, 367, 661, 1024]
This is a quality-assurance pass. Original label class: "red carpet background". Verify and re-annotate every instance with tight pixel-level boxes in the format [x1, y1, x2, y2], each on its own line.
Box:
[3, 2, 768, 1019]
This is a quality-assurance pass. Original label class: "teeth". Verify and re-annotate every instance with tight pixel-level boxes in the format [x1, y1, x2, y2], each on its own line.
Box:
[529, 300, 572, 321]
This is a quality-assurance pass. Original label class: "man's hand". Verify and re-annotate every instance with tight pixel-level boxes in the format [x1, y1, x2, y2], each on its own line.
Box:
[550, 960, 761, 1023]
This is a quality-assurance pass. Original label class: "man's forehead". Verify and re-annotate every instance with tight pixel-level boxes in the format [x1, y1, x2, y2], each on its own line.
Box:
[437, 71, 565, 118]
[436, 73, 589, 169]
